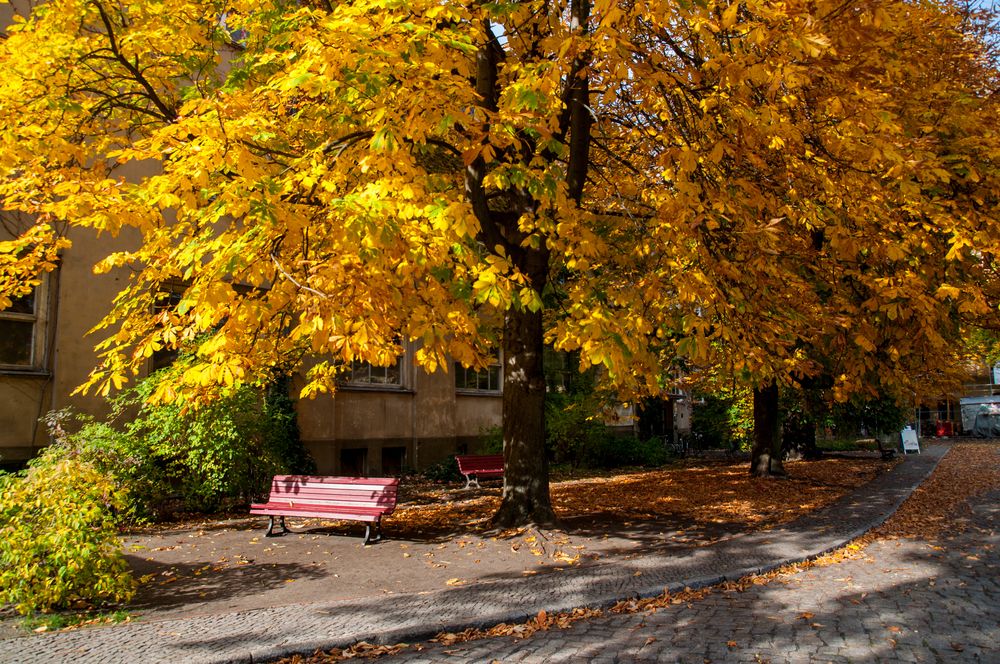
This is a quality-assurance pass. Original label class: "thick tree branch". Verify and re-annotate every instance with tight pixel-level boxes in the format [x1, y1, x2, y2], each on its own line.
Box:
[565, 0, 593, 203]
[467, 18, 508, 254]
[90, 0, 177, 122]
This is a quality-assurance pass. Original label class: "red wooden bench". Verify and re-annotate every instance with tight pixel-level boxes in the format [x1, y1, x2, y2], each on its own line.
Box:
[250, 475, 398, 545]
[455, 454, 504, 489]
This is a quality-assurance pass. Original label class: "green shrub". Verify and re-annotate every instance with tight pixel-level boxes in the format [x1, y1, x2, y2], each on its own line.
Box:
[577, 432, 670, 468]
[546, 392, 607, 467]
[830, 395, 909, 439]
[0, 448, 135, 615]
[421, 456, 461, 482]
[50, 372, 314, 520]
[477, 426, 504, 454]
[690, 390, 753, 451]
[546, 393, 670, 469]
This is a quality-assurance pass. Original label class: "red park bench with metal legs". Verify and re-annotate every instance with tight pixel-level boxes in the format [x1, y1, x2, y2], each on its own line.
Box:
[455, 454, 504, 489]
[250, 475, 398, 545]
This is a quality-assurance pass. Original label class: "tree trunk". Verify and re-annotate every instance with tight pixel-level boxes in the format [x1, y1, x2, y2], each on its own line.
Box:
[492, 301, 557, 528]
[750, 381, 786, 477]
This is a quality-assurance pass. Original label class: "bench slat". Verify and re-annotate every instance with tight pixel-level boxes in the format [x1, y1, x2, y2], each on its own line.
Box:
[456, 454, 504, 472]
[249, 503, 387, 522]
[270, 475, 399, 486]
[263, 487, 397, 503]
[253, 499, 395, 510]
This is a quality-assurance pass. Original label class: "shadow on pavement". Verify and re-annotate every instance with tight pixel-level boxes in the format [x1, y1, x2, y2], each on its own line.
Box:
[125, 557, 327, 611]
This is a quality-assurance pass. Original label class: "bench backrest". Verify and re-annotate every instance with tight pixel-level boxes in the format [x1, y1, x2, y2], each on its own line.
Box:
[456, 454, 504, 472]
[267, 475, 398, 514]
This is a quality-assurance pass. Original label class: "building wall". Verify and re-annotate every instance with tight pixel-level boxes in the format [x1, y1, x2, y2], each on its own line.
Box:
[296, 363, 502, 476]
[674, 396, 692, 433]
[0, 225, 137, 464]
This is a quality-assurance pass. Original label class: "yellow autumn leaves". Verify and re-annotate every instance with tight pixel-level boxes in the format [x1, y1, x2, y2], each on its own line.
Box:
[0, 0, 996, 407]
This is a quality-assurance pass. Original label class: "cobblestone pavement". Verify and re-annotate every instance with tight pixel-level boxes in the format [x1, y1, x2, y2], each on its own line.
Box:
[386, 490, 1000, 664]
[0, 448, 952, 664]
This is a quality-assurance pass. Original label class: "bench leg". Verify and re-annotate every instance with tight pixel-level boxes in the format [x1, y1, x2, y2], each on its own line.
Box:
[265, 515, 289, 537]
[462, 474, 480, 490]
[363, 517, 383, 546]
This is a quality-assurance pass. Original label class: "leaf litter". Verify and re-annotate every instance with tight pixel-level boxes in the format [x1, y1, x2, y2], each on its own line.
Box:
[384, 456, 896, 538]
[275, 447, 1000, 664]
[277, 444, 1000, 662]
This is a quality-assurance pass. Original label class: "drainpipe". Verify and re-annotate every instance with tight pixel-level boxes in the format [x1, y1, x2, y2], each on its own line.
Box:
[410, 358, 418, 470]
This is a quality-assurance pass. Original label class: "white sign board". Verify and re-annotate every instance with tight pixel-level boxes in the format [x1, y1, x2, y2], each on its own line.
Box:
[900, 427, 920, 454]
[994, 362, 1000, 385]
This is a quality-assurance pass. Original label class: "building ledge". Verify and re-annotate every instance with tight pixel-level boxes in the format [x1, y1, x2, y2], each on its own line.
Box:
[335, 384, 415, 395]
[0, 369, 51, 378]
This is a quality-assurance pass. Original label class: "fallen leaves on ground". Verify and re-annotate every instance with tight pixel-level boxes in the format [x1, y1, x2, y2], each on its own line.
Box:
[273, 443, 1000, 663]
[386, 455, 895, 538]
[283, 641, 411, 663]
[873, 443, 1000, 540]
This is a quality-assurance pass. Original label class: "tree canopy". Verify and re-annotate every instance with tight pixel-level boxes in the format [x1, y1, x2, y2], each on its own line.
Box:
[1, 0, 998, 523]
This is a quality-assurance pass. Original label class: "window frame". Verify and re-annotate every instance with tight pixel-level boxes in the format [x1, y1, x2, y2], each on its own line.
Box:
[454, 353, 503, 395]
[149, 283, 186, 372]
[337, 345, 411, 392]
[0, 277, 49, 373]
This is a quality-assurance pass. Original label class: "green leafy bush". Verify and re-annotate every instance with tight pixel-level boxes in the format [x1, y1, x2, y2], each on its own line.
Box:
[0, 447, 135, 615]
[546, 392, 606, 467]
[546, 393, 669, 469]
[576, 433, 669, 468]
[53, 372, 314, 520]
[689, 390, 753, 451]
[477, 425, 504, 454]
[420, 456, 461, 482]
[830, 395, 909, 439]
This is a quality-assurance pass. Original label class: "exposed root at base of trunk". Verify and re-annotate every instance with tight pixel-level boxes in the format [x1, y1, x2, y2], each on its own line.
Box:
[491, 502, 557, 530]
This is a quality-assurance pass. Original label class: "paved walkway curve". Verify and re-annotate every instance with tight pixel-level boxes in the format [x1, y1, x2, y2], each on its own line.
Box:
[387, 489, 1000, 663]
[0, 448, 946, 664]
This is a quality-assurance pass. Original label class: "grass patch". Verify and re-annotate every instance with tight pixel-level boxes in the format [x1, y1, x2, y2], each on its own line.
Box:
[20, 608, 131, 633]
[816, 437, 880, 452]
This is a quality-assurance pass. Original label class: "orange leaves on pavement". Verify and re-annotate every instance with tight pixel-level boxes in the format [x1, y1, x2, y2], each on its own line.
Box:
[430, 606, 603, 648]
[284, 641, 411, 663]
[873, 443, 1000, 540]
[550, 457, 893, 528]
[273, 444, 1000, 664]
[387, 493, 499, 535]
[387, 456, 895, 538]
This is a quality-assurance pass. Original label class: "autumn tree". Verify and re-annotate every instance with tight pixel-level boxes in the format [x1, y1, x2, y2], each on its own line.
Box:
[597, 0, 1000, 475]
[738, 0, 1000, 473]
[2, 0, 999, 524]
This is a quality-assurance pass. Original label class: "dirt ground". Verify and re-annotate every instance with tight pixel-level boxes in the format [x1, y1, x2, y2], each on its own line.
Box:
[0, 453, 896, 638]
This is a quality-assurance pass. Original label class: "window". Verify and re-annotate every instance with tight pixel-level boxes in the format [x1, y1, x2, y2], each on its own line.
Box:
[0, 285, 44, 369]
[151, 286, 184, 371]
[381, 446, 406, 475]
[544, 348, 576, 394]
[455, 360, 502, 393]
[339, 448, 368, 477]
[340, 358, 403, 387]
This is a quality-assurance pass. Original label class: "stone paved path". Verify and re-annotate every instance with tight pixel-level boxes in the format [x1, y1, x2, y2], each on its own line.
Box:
[386, 490, 1000, 664]
[0, 448, 949, 664]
